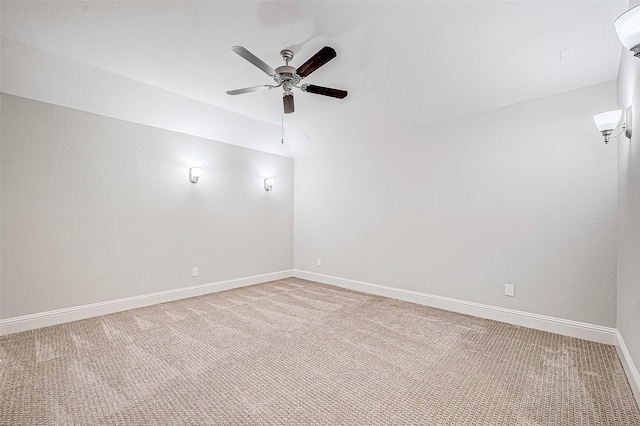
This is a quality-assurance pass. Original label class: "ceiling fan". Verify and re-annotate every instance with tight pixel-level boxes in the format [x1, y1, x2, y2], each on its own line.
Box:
[226, 45, 348, 114]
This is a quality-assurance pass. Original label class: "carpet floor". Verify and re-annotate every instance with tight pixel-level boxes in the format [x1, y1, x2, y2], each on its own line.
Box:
[1, 278, 639, 425]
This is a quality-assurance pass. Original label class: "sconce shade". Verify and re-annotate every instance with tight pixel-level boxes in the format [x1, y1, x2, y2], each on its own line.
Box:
[189, 167, 202, 184]
[593, 110, 622, 132]
[264, 178, 275, 191]
[615, 5, 640, 56]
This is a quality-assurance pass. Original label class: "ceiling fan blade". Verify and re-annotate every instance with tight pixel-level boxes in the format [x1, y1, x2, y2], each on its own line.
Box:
[226, 85, 273, 95]
[296, 46, 337, 78]
[231, 46, 277, 77]
[301, 84, 348, 99]
[283, 94, 294, 114]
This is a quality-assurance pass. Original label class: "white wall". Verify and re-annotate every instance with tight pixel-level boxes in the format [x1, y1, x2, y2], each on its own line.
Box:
[1, 38, 293, 158]
[295, 81, 618, 327]
[0, 80, 621, 331]
[617, 0, 640, 388]
[1, 94, 293, 319]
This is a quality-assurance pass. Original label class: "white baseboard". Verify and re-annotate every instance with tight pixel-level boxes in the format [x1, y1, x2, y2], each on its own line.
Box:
[293, 270, 617, 345]
[3, 269, 636, 408]
[616, 330, 640, 408]
[3, 269, 619, 346]
[0, 270, 294, 336]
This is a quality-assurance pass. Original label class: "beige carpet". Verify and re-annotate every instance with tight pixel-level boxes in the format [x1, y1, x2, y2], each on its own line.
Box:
[1, 278, 639, 425]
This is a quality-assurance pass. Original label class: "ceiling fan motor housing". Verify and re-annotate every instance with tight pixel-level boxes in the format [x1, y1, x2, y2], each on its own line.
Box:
[274, 65, 300, 87]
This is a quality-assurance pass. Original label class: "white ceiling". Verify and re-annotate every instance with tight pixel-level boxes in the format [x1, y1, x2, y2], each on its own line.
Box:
[0, 1, 629, 157]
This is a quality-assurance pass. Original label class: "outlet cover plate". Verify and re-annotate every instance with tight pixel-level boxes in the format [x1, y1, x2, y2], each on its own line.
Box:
[504, 283, 515, 297]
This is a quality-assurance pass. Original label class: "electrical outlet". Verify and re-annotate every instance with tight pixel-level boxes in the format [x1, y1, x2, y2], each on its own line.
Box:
[192, 267, 199, 277]
[504, 283, 515, 297]
[317, 258, 322, 267]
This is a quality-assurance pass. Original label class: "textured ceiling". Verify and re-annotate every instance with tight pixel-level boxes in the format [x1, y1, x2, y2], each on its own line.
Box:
[0, 1, 629, 157]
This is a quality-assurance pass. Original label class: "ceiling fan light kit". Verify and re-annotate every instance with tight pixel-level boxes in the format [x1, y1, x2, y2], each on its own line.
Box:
[227, 45, 348, 114]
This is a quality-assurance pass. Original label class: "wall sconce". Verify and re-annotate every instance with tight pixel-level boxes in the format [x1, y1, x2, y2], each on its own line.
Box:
[264, 178, 275, 191]
[615, 5, 640, 58]
[189, 167, 202, 183]
[593, 106, 632, 144]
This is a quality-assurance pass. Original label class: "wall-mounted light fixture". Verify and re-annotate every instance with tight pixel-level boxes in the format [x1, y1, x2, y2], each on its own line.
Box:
[189, 167, 202, 183]
[264, 178, 275, 191]
[615, 5, 640, 58]
[593, 106, 632, 144]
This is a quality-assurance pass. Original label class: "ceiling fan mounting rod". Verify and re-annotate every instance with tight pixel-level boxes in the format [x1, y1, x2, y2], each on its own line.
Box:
[280, 49, 294, 65]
